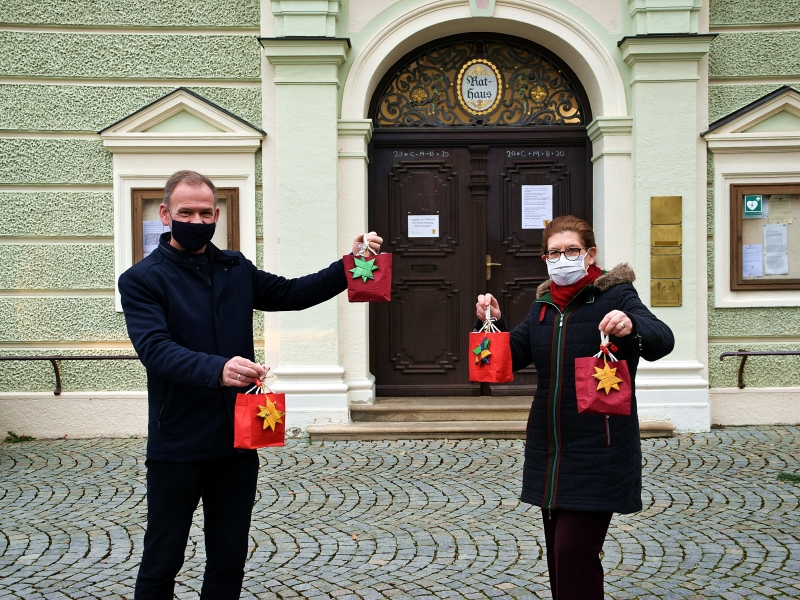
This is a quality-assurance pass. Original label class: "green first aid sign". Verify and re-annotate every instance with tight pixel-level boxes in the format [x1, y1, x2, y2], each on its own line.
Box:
[744, 195, 763, 216]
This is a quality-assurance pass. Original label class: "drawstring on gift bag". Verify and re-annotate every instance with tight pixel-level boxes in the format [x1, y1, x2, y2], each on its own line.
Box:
[473, 304, 499, 366]
[356, 233, 376, 257]
[593, 332, 619, 362]
[244, 366, 285, 432]
[244, 365, 274, 395]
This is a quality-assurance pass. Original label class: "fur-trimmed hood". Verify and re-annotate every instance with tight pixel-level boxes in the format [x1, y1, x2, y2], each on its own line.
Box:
[536, 262, 636, 299]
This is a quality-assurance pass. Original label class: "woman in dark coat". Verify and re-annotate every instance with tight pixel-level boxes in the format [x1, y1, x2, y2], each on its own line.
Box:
[476, 216, 674, 600]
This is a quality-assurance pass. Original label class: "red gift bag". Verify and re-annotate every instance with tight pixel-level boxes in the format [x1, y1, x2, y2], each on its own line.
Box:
[233, 374, 285, 449]
[575, 333, 632, 416]
[469, 309, 513, 383]
[343, 252, 392, 302]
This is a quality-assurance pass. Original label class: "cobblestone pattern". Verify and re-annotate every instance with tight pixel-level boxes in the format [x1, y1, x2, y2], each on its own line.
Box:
[1, 427, 799, 599]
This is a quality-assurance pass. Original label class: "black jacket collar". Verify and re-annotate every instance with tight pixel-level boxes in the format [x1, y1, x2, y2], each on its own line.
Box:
[156, 232, 238, 266]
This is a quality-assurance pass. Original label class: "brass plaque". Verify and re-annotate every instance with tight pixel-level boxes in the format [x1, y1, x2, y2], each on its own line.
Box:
[651, 246, 682, 255]
[651, 255, 682, 279]
[651, 279, 682, 307]
[651, 196, 682, 224]
[651, 224, 682, 246]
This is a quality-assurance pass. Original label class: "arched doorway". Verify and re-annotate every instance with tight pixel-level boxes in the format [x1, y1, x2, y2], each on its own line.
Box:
[368, 34, 592, 396]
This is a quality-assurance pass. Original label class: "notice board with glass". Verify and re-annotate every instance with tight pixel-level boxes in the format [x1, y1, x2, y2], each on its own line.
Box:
[731, 183, 800, 290]
[131, 188, 239, 264]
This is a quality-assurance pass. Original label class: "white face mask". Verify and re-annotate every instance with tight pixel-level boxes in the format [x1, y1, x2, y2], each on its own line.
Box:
[547, 255, 588, 286]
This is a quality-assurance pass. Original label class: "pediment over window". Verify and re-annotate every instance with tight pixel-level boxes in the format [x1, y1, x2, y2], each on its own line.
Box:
[100, 88, 264, 153]
[704, 86, 800, 152]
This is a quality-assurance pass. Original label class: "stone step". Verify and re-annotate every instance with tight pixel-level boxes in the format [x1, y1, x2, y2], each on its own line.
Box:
[350, 396, 532, 422]
[307, 419, 676, 442]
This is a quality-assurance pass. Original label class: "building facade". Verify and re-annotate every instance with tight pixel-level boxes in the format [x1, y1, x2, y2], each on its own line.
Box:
[1, 0, 799, 437]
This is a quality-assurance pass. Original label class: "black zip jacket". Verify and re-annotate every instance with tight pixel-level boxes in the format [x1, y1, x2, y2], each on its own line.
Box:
[501, 263, 674, 514]
[118, 233, 347, 461]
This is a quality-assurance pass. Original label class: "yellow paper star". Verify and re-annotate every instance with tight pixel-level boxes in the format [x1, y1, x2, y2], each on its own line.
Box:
[592, 362, 623, 395]
[256, 399, 285, 431]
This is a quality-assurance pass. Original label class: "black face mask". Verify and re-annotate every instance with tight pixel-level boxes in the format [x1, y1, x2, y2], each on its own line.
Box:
[170, 220, 216, 252]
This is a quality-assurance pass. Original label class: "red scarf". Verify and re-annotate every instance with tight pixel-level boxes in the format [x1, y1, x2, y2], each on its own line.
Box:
[549, 264, 603, 312]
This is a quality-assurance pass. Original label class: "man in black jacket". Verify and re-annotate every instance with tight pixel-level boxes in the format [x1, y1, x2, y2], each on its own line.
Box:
[119, 170, 382, 599]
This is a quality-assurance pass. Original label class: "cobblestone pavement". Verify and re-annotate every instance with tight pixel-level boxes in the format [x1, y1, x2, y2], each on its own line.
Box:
[1, 427, 799, 599]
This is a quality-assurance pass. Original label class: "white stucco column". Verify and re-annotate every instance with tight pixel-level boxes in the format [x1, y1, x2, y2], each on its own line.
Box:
[261, 38, 351, 429]
[620, 34, 715, 432]
[588, 117, 634, 269]
[337, 119, 376, 404]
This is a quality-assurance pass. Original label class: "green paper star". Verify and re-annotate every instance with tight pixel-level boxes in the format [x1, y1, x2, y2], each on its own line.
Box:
[350, 256, 379, 283]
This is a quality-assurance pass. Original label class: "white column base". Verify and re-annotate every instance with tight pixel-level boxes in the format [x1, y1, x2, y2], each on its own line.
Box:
[635, 361, 711, 432]
[270, 365, 350, 435]
[710, 387, 800, 426]
[0, 391, 148, 439]
[346, 376, 376, 405]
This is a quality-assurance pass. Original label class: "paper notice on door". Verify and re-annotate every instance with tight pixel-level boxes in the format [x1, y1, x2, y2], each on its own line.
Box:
[408, 215, 440, 238]
[742, 244, 763, 278]
[521, 185, 553, 229]
[143, 220, 170, 259]
[763, 223, 789, 275]
[768, 196, 792, 225]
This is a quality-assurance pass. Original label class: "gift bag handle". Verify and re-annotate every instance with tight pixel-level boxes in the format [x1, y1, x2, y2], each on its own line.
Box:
[357, 233, 377, 257]
[477, 302, 500, 334]
[245, 365, 274, 394]
[593, 333, 619, 362]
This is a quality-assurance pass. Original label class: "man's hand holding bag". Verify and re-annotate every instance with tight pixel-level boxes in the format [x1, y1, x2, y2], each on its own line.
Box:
[343, 233, 392, 303]
[233, 369, 286, 449]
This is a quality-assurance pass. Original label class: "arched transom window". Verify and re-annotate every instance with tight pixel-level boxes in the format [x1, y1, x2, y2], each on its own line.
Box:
[373, 39, 586, 128]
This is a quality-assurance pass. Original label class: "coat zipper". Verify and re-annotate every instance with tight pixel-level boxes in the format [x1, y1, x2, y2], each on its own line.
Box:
[157, 381, 173, 430]
[605, 415, 611, 447]
[540, 289, 591, 510]
[541, 300, 568, 510]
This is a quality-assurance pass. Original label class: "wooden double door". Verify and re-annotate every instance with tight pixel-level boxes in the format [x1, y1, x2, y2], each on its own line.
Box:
[369, 128, 591, 396]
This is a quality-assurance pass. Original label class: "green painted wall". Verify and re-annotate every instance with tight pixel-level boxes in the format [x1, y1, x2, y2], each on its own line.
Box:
[707, 0, 800, 389]
[710, 0, 800, 26]
[0, 86, 262, 131]
[0, 11, 263, 393]
[0, 192, 114, 237]
[3, 0, 259, 28]
[709, 32, 800, 79]
[0, 33, 261, 80]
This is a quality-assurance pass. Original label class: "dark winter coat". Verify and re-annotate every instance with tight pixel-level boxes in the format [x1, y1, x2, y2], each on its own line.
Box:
[503, 264, 674, 514]
[118, 233, 347, 462]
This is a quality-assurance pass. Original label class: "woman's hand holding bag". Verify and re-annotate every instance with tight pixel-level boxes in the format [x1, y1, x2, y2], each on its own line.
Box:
[574, 332, 632, 416]
[469, 302, 513, 383]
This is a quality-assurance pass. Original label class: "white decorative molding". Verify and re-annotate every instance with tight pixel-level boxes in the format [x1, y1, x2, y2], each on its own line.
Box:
[261, 37, 350, 67]
[100, 88, 263, 311]
[271, 0, 341, 37]
[100, 88, 264, 153]
[469, 0, 496, 18]
[341, 0, 628, 121]
[628, 0, 702, 35]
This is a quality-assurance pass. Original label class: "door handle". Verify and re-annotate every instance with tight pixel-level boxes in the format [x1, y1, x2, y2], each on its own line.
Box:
[486, 254, 501, 281]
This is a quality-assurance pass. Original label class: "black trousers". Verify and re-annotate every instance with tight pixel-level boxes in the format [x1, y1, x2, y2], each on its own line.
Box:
[541, 509, 613, 600]
[134, 451, 260, 600]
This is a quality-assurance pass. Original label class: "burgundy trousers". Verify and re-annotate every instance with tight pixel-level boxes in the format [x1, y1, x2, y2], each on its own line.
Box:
[541, 509, 613, 600]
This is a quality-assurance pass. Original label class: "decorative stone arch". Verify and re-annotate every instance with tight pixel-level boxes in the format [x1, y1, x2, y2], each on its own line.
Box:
[341, 0, 628, 121]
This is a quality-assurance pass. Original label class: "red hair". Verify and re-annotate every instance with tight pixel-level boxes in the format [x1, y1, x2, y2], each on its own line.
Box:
[542, 215, 596, 250]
